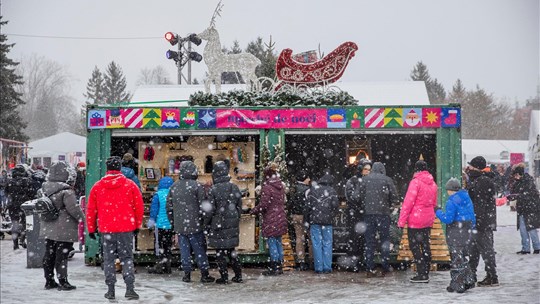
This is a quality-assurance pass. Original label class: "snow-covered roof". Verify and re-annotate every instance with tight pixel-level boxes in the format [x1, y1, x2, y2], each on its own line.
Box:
[28, 132, 86, 158]
[129, 81, 430, 107]
[462, 139, 529, 165]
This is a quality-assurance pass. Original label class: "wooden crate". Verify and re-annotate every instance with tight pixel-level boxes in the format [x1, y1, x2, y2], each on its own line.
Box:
[136, 228, 155, 252]
[237, 215, 256, 251]
[397, 218, 451, 266]
[281, 233, 295, 271]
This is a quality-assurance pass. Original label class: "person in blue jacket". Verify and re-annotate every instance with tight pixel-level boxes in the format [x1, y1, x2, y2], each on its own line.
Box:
[147, 176, 174, 274]
[121, 153, 141, 190]
[436, 177, 477, 293]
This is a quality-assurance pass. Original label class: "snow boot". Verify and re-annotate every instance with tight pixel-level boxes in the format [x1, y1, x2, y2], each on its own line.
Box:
[299, 262, 309, 271]
[182, 271, 192, 283]
[276, 261, 284, 275]
[200, 270, 216, 283]
[216, 261, 229, 284]
[477, 276, 499, 287]
[57, 278, 77, 291]
[104, 285, 115, 300]
[13, 239, 19, 250]
[231, 262, 243, 283]
[44, 279, 59, 290]
[125, 285, 139, 300]
[262, 261, 277, 276]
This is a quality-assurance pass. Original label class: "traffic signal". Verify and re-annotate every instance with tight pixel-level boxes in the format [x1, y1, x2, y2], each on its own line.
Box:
[165, 32, 178, 46]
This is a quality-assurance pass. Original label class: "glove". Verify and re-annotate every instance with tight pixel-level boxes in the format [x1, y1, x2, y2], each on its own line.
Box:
[434, 206, 442, 213]
[147, 219, 156, 229]
[88, 232, 96, 240]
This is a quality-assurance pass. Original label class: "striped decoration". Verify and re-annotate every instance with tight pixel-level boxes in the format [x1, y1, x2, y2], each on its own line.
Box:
[122, 109, 143, 128]
[364, 108, 385, 128]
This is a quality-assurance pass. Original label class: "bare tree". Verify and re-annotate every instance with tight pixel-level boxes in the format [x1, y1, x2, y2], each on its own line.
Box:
[15, 54, 80, 140]
[136, 65, 172, 86]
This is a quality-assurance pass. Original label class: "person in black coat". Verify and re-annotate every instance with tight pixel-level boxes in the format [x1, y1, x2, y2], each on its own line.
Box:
[466, 156, 499, 287]
[206, 161, 243, 284]
[508, 166, 540, 254]
[5, 164, 38, 250]
[306, 171, 339, 274]
[344, 159, 371, 272]
[167, 161, 215, 284]
[287, 170, 311, 271]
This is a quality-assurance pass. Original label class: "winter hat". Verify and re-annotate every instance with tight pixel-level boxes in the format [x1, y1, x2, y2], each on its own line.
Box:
[11, 164, 29, 178]
[468, 156, 486, 170]
[106, 156, 122, 171]
[357, 158, 372, 170]
[414, 160, 428, 172]
[295, 170, 309, 182]
[48, 161, 70, 182]
[77, 162, 86, 168]
[512, 166, 525, 176]
[445, 178, 461, 191]
[123, 153, 134, 161]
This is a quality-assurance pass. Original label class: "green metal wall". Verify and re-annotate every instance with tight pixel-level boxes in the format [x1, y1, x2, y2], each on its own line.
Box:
[436, 127, 462, 207]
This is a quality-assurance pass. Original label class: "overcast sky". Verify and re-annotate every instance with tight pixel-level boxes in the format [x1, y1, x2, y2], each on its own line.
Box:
[2, 0, 539, 107]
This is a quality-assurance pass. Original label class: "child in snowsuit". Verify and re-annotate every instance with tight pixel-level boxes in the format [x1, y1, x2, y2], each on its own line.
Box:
[436, 178, 477, 293]
[147, 176, 174, 274]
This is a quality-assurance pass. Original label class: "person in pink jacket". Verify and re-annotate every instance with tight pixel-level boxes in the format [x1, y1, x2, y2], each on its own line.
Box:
[397, 160, 438, 283]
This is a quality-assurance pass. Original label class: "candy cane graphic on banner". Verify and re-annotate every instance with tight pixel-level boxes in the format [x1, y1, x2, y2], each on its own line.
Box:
[122, 108, 143, 128]
[364, 108, 385, 128]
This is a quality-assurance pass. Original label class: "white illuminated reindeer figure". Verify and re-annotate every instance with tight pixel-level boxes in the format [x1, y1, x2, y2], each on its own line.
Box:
[198, 2, 261, 94]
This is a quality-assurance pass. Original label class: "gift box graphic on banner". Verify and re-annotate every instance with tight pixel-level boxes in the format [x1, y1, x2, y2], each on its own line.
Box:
[88, 110, 106, 129]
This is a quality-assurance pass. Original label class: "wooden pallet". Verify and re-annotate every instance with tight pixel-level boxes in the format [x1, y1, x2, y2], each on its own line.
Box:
[281, 233, 295, 271]
[397, 218, 451, 269]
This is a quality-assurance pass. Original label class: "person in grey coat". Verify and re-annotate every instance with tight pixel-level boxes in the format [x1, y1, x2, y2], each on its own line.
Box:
[167, 161, 215, 284]
[206, 161, 243, 283]
[39, 161, 85, 291]
[359, 162, 399, 277]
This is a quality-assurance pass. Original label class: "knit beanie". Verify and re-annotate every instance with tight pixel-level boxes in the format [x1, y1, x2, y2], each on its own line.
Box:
[445, 178, 461, 191]
[106, 156, 122, 171]
[48, 161, 70, 182]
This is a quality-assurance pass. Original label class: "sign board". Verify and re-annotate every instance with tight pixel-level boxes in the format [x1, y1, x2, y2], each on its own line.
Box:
[510, 153, 524, 165]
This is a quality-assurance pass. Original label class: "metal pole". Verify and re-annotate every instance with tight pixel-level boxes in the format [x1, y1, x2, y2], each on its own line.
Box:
[177, 42, 182, 85]
[187, 41, 192, 85]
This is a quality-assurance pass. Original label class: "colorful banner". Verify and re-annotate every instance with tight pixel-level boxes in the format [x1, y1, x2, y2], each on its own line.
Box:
[216, 109, 328, 129]
[87, 107, 461, 130]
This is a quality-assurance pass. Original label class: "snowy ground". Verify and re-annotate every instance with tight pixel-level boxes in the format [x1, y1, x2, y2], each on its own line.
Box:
[1, 205, 539, 304]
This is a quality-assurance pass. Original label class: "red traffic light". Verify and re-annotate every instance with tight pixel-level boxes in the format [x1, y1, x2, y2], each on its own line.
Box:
[164, 32, 179, 46]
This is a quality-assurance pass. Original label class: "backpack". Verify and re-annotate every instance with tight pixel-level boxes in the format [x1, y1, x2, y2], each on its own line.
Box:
[35, 189, 64, 222]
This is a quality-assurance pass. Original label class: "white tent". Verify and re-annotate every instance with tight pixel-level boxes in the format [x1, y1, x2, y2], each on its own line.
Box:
[462, 139, 529, 166]
[528, 110, 540, 179]
[28, 132, 86, 168]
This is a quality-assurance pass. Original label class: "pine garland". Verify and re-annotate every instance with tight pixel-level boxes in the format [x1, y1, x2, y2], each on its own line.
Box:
[189, 89, 357, 107]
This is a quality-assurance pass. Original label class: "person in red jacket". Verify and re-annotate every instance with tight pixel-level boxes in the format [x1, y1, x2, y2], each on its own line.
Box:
[397, 160, 438, 283]
[86, 156, 144, 301]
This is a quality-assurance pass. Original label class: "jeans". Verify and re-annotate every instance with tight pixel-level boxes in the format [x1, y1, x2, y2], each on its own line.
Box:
[43, 239, 73, 281]
[179, 231, 210, 272]
[267, 236, 284, 262]
[519, 215, 540, 251]
[310, 224, 333, 272]
[408, 227, 432, 277]
[102, 232, 135, 287]
[364, 214, 390, 272]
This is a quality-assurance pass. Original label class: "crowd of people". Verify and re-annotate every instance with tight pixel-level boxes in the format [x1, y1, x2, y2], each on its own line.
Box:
[1, 153, 539, 300]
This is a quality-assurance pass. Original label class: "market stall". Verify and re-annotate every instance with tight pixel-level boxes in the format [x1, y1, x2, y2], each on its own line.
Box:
[84, 105, 462, 266]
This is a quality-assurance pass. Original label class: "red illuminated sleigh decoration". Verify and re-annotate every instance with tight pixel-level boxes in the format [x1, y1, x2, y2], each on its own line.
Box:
[274, 41, 358, 90]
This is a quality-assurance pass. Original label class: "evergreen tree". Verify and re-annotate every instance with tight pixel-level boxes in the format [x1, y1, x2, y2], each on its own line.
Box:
[0, 17, 28, 141]
[246, 36, 277, 79]
[448, 79, 466, 104]
[103, 61, 130, 104]
[409, 61, 446, 104]
[84, 66, 104, 104]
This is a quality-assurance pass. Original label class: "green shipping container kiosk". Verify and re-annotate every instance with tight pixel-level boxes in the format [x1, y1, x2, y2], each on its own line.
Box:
[84, 104, 462, 266]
